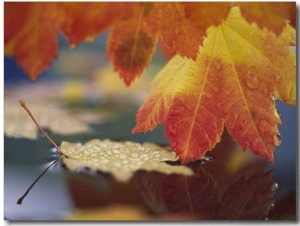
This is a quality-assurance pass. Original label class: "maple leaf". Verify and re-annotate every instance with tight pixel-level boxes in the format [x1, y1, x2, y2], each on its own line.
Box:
[57, 2, 126, 46]
[133, 6, 296, 163]
[158, 2, 230, 59]
[4, 83, 107, 139]
[4, 2, 59, 81]
[4, 2, 295, 83]
[107, 3, 159, 86]
[234, 2, 296, 36]
[61, 139, 193, 182]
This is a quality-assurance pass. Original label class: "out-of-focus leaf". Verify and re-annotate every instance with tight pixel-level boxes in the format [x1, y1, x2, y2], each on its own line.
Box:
[5, 99, 90, 139]
[4, 84, 107, 139]
[4, 2, 59, 81]
[57, 2, 125, 46]
[61, 139, 194, 182]
[5, 2, 295, 81]
[235, 2, 296, 35]
[107, 3, 159, 86]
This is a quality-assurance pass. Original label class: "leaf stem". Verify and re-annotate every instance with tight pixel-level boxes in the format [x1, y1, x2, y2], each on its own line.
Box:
[19, 100, 68, 157]
[17, 160, 58, 205]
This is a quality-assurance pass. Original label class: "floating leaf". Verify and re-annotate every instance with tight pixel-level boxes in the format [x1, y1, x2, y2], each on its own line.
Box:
[4, 84, 108, 139]
[61, 139, 194, 182]
[4, 99, 91, 139]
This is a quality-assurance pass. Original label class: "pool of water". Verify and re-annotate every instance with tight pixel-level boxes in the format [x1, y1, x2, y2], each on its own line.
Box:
[4, 102, 297, 221]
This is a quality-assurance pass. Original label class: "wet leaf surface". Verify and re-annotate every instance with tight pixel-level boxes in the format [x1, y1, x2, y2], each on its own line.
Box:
[61, 139, 193, 182]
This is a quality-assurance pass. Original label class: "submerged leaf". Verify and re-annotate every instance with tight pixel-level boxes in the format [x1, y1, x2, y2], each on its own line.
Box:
[61, 139, 194, 182]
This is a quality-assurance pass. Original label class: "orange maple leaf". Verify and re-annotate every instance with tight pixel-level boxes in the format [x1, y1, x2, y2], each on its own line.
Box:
[4, 2, 295, 83]
[132, 7, 296, 163]
[235, 2, 296, 35]
[158, 2, 230, 60]
[107, 3, 160, 86]
[4, 2, 59, 81]
[57, 2, 126, 46]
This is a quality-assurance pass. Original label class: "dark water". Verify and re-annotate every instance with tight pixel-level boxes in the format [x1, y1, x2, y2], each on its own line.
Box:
[4, 102, 297, 221]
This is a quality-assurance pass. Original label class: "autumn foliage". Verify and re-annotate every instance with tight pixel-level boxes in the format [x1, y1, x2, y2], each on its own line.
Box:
[4, 2, 296, 164]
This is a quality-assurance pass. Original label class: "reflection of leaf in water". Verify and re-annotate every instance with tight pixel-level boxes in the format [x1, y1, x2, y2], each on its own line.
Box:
[132, 168, 275, 220]
[132, 166, 218, 219]
[215, 171, 274, 220]
[132, 172, 167, 215]
[161, 167, 218, 214]
[61, 139, 194, 182]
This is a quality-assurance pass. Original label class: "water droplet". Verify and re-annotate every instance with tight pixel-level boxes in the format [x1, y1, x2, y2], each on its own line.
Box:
[214, 61, 222, 69]
[233, 113, 238, 119]
[258, 119, 270, 132]
[213, 87, 220, 93]
[216, 102, 222, 108]
[227, 122, 235, 129]
[199, 155, 214, 164]
[273, 134, 282, 146]
[169, 129, 177, 137]
[269, 203, 275, 210]
[177, 89, 182, 94]
[246, 72, 260, 89]
[270, 182, 279, 193]
[170, 140, 178, 150]
[223, 108, 229, 114]
[206, 94, 212, 99]
[119, 153, 127, 159]
[240, 120, 247, 128]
